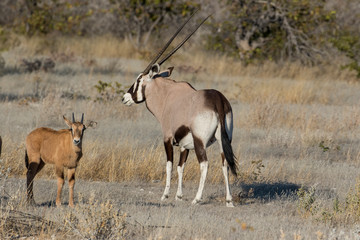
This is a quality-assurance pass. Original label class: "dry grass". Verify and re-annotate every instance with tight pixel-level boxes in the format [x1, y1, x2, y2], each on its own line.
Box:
[2, 34, 360, 184]
[0, 191, 127, 239]
[13, 35, 136, 59]
[1, 35, 360, 238]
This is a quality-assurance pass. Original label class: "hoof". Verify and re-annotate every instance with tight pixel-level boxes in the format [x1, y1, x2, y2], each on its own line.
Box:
[175, 195, 183, 201]
[26, 199, 36, 207]
[226, 201, 234, 207]
[192, 199, 201, 205]
[161, 195, 168, 201]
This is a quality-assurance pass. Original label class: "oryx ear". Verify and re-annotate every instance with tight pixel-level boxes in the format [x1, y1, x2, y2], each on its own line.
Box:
[154, 66, 174, 78]
[85, 120, 97, 129]
[149, 63, 160, 78]
[167, 66, 174, 76]
[63, 115, 72, 128]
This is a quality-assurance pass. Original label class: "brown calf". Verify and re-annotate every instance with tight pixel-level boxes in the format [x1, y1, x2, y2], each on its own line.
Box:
[25, 113, 96, 207]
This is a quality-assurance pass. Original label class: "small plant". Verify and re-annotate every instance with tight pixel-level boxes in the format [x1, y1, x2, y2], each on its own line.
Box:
[238, 159, 265, 183]
[318, 140, 341, 153]
[94, 80, 126, 102]
[0, 157, 11, 202]
[250, 159, 265, 181]
[318, 141, 330, 152]
[297, 186, 318, 217]
[295, 180, 360, 226]
[62, 194, 127, 240]
[344, 181, 360, 222]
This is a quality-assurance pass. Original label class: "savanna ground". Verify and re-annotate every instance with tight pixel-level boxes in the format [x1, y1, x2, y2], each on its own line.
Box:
[1, 36, 360, 239]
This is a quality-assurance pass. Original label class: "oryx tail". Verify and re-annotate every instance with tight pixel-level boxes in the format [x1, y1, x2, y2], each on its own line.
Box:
[220, 117, 237, 177]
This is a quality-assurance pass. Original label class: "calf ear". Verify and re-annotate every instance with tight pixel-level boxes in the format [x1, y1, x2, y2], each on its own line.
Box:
[85, 121, 97, 129]
[63, 115, 72, 128]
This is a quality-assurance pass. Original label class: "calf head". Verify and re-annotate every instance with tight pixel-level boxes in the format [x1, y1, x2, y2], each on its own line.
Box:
[63, 113, 96, 146]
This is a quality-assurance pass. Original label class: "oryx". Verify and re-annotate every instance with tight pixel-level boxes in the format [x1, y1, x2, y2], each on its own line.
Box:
[122, 12, 238, 207]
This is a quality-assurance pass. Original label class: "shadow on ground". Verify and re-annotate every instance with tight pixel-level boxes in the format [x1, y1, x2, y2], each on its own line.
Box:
[235, 182, 301, 202]
[38, 200, 58, 208]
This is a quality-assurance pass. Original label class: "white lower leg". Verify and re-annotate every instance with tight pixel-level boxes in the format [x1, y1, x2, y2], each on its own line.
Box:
[222, 164, 234, 207]
[176, 164, 185, 200]
[161, 161, 172, 201]
[192, 161, 208, 205]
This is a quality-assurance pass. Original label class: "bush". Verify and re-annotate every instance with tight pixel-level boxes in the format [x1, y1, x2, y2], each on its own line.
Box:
[205, 0, 336, 65]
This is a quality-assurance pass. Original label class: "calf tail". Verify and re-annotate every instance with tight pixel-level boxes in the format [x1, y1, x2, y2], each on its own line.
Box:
[25, 150, 29, 169]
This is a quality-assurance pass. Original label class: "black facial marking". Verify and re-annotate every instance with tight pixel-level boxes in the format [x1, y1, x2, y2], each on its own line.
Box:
[127, 75, 146, 104]
[127, 84, 134, 94]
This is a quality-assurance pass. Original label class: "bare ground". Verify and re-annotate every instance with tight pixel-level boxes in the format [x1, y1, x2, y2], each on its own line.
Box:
[1, 176, 358, 239]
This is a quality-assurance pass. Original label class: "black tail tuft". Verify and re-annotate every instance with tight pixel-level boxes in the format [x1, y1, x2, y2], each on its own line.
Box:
[25, 150, 29, 169]
[221, 130, 238, 177]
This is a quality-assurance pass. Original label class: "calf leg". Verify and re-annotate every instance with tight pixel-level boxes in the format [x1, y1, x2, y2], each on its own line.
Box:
[192, 136, 208, 205]
[161, 139, 173, 201]
[68, 168, 76, 207]
[176, 148, 189, 201]
[26, 162, 39, 205]
[55, 166, 64, 207]
[26, 155, 44, 206]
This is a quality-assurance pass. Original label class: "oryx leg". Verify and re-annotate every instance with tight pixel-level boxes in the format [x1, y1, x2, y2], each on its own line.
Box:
[55, 166, 64, 207]
[216, 125, 234, 207]
[26, 154, 44, 206]
[192, 136, 208, 205]
[68, 168, 76, 207]
[222, 153, 234, 207]
[176, 148, 189, 201]
[161, 139, 173, 201]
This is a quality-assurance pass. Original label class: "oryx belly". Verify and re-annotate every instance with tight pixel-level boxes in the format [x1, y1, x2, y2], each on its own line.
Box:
[175, 111, 218, 150]
[179, 132, 194, 150]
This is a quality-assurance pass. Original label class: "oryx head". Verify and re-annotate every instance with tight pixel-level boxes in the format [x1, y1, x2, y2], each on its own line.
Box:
[122, 64, 174, 105]
[63, 113, 97, 146]
[122, 11, 210, 106]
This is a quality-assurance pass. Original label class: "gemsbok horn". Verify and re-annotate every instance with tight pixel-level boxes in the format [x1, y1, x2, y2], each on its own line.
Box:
[25, 113, 97, 207]
[122, 12, 238, 207]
